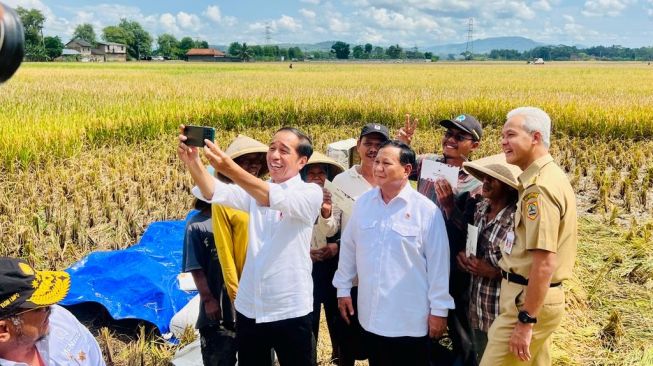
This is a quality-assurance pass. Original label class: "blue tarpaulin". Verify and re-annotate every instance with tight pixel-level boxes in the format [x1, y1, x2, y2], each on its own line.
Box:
[62, 213, 197, 333]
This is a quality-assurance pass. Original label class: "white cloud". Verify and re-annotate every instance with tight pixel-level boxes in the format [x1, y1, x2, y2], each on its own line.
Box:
[581, 0, 634, 17]
[563, 14, 574, 22]
[204, 5, 222, 23]
[159, 13, 180, 34]
[299, 8, 317, 20]
[532, 0, 552, 11]
[300, 0, 321, 4]
[176, 12, 201, 31]
[277, 15, 302, 31]
[328, 17, 351, 33]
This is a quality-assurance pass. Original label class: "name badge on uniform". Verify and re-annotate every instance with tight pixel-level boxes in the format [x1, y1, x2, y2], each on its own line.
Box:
[503, 231, 515, 255]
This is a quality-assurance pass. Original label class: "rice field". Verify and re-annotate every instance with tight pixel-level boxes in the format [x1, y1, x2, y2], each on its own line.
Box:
[0, 62, 652, 365]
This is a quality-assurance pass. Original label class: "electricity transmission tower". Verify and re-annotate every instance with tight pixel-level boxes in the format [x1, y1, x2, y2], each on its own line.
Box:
[265, 23, 272, 44]
[464, 18, 474, 60]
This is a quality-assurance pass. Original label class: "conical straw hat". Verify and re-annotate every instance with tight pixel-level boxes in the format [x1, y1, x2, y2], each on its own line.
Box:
[303, 151, 345, 181]
[223, 135, 268, 178]
[462, 153, 522, 190]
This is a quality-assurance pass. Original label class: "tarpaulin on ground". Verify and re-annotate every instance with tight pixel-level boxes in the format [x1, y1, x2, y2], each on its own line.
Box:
[61, 213, 197, 334]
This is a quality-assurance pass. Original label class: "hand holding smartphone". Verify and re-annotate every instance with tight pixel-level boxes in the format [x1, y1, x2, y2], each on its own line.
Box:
[183, 125, 215, 147]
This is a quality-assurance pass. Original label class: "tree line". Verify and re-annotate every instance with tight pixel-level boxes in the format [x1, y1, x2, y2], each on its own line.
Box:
[485, 45, 653, 61]
[16, 7, 209, 61]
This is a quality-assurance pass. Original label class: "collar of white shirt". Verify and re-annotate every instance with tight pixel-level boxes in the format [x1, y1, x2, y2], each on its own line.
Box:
[371, 181, 413, 205]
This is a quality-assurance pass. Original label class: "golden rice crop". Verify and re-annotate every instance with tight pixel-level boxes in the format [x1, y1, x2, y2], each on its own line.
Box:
[1, 62, 653, 169]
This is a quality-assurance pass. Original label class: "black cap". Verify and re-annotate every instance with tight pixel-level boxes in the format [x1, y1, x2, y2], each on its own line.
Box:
[0, 257, 70, 318]
[440, 114, 483, 141]
[359, 123, 390, 141]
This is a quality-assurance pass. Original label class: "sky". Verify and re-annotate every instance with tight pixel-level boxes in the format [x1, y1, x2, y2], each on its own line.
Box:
[5, 0, 653, 48]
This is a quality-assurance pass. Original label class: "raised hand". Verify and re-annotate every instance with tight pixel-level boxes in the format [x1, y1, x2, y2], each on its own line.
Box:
[204, 139, 234, 175]
[396, 113, 418, 144]
[177, 124, 200, 166]
[321, 188, 333, 218]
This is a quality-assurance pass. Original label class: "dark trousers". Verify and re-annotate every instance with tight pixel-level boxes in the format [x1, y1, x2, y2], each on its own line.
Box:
[365, 330, 429, 366]
[312, 292, 339, 354]
[199, 325, 237, 366]
[336, 287, 368, 366]
[236, 311, 316, 366]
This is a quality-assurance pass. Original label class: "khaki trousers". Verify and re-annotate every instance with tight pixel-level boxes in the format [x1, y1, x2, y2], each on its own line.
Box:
[480, 280, 565, 366]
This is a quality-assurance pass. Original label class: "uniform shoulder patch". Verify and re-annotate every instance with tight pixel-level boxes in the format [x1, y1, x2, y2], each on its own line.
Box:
[523, 192, 540, 220]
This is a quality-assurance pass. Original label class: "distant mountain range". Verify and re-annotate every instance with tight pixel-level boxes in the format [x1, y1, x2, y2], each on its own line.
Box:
[423, 36, 545, 55]
[210, 37, 552, 55]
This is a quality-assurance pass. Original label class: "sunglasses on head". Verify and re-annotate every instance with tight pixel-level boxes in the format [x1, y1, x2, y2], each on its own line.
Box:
[444, 130, 474, 142]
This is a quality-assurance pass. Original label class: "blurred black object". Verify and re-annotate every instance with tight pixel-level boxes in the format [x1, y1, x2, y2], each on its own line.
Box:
[0, 2, 25, 83]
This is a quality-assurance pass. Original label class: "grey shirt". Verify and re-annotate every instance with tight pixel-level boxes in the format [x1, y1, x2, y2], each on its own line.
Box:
[182, 211, 234, 329]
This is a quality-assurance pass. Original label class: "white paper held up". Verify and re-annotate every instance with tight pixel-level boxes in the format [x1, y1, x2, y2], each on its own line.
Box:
[420, 160, 459, 189]
[324, 179, 355, 217]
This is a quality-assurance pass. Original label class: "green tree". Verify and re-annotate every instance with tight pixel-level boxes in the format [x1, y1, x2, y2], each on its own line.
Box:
[16, 7, 45, 47]
[386, 44, 402, 59]
[237, 43, 254, 61]
[178, 36, 196, 58]
[156, 33, 179, 59]
[228, 42, 242, 56]
[288, 47, 303, 60]
[331, 41, 350, 59]
[103, 19, 152, 59]
[352, 45, 364, 59]
[196, 40, 209, 48]
[118, 19, 152, 59]
[424, 52, 433, 59]
[44, 36, 64, 60]
[364, 43, 373, 54]
[372, 46, 385, 59]
[73, 23, 96, 45]
[102, 26, 132, 47]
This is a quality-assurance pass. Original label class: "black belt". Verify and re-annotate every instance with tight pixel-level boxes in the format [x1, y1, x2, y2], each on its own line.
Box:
[501, 270, 561, 287]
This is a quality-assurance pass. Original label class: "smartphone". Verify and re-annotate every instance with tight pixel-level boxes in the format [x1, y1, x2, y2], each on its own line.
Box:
[183, 125, 215, 147]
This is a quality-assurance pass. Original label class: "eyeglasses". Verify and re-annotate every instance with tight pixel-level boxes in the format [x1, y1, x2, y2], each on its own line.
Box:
[444, 130, 474, 142]
[13, 306, 52, 317]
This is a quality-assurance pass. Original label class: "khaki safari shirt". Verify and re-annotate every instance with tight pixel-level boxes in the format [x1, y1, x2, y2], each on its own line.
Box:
[499, 154, 577, 284]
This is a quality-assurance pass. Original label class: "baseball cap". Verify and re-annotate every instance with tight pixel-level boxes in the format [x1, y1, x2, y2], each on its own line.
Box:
[440, 114, 483, 141]
[0, 257, 70, 318]
[359, 123, 390, 141]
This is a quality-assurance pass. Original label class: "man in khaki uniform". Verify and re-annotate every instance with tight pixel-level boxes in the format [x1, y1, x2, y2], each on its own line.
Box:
[480, 107, 577, 366]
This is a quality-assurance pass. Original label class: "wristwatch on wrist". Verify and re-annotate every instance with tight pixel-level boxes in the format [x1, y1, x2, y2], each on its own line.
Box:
[518, 310, 537, 324]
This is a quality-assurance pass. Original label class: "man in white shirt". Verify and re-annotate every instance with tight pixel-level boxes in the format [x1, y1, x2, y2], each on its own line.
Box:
[0, 257, 105, 366]
[333, 140, 455, 366]
[331, 123, 389, 366]
[178, 126, 323, 366]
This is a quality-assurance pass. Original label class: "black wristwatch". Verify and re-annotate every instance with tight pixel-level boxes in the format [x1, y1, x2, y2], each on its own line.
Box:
[518, 310, 537, 324]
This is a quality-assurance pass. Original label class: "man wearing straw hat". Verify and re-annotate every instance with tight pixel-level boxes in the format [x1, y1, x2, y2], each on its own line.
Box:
[181, 135, 268, 366]
[178, 126, 322, 366]
[333, 140, 454, 366]
[481, 107, 577, 366]
[0, 257, 105, 366]
[459, 154, 521, 361]
[301, 152, 345, 363]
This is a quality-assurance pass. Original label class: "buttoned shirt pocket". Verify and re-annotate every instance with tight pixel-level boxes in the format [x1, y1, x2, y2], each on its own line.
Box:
[391, 222, 421, 252]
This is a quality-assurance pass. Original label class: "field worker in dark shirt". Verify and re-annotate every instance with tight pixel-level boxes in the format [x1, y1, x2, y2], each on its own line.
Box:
[182, 198, 237, 366]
